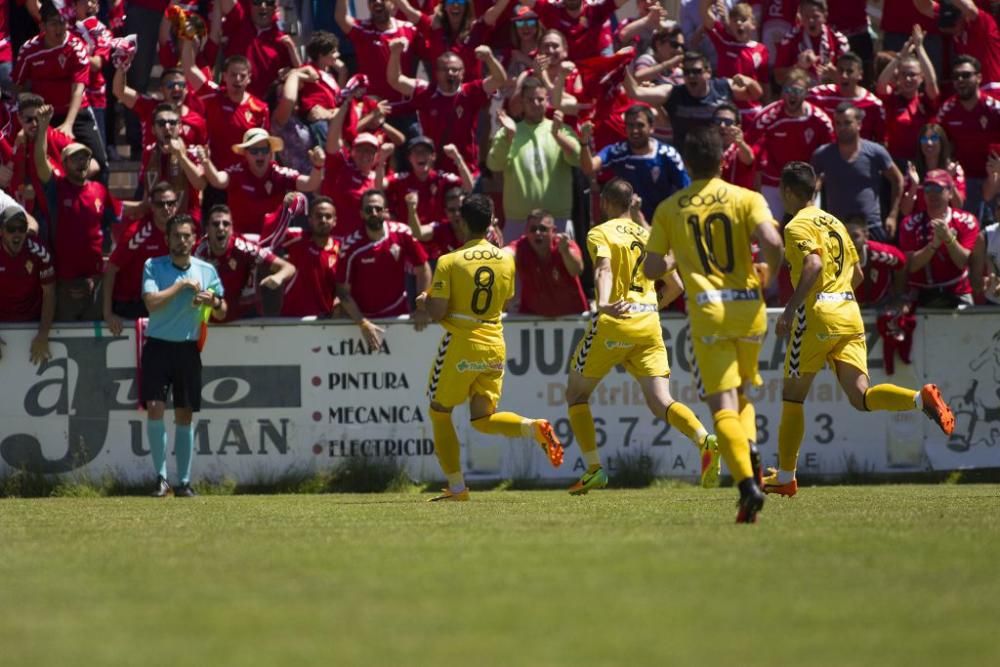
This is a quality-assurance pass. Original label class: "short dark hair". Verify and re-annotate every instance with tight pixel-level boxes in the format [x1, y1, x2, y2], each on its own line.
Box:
[149, 181, 177, 199]
[17, 93, 44, 114]
[682, 125, 723, 179]
[310, 196, 334, 215]
[166, 213, 196, 236]
[207, 204, 232, 219]
[526, 208, 554, 224]
[682, 51, 711, 72]
[780, 161, 818, 200]
[153, 102, 178, 119]
[600, 178, 633, 213]
[800, 0, 828, 12]
[844, 214, 868, 229]
[40, 1, 62, 22]
[521, 76, 546, 97]
[360, 189, 386, 207]
[836, 52, 863, 71]
[460, 194, 494, 234]
[623, 104, 654, 125]
[223, 55, 252, 73]
[953, 55, 981, 74]
[444, 187, 464, 202]
[713, 102, 740, 119]
[306, 31, 339, 62]
[835, 101, 865, 121]
[161, 67, 185, 81]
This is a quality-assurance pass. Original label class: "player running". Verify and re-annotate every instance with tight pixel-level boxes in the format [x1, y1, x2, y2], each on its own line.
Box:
[417, 194, 564, 501]
[565, 179, 719, 495]
[644, 126, 785, 524]
[766, 162, 955, 497]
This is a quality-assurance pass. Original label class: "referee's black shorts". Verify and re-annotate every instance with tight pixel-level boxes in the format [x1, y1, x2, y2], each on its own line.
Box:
[140, 338, 203, 411]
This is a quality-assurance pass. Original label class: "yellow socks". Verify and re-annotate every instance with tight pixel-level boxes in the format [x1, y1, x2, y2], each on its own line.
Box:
[569, 403, 601, 468]
[430, 409, 463, 490]
[712, 409, 753, 482]
[738, 393, 757, 443]
[777, 400, 805, 474]
[666, 401, 710, 447]
[470, 411, 533, 438]
[864, 385, 919, 412]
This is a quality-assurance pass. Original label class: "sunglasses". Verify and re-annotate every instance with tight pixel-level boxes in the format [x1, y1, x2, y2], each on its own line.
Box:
[920, 134, 941, 144]
[683, 68, 705, 76]
[713, 117, 737, 127]
[252, 0, 277, 6]
[529, 224, 553, 233]
[922, 184, 946, 193]
[164, 81, 186, 90]
[514, 19, 538, 27]
[364, 205, 385, 213]
[953, 71, 977, 80]
[783, 85, 806, 96]
[155, 118, 179, 127]
[153, 199, 179, 208]
[3, 224, 27, 234]
[247, 146, 271, 156]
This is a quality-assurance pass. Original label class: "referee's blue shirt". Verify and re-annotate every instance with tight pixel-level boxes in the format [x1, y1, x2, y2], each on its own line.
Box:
[142, 256, 224, 342]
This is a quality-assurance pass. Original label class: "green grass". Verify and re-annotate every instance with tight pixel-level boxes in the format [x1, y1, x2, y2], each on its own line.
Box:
[1, 485, 998, 666]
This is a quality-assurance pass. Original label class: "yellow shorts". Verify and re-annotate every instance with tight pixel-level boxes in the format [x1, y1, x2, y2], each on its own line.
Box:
[785, 328, 868, 378]
[688, 334, 764, 398]
[426, 332, 505, 409]
[571, 313, 670, 379]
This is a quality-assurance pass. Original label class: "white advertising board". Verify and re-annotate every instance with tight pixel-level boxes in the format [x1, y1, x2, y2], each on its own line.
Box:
[0, 311, 997, 484]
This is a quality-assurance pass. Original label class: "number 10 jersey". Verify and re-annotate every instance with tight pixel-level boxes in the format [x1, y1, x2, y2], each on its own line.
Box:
[648, 177, 774, 338]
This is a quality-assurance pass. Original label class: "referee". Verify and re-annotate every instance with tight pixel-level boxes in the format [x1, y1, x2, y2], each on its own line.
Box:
[142, 214, 226, 497]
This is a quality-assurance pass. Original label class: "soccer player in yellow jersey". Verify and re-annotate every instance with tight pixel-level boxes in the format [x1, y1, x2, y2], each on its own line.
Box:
[416, 194, 564, 501]
[766, 162, 955, 497]
[645, 126, 785, 523]
[565, 179, 717, 495]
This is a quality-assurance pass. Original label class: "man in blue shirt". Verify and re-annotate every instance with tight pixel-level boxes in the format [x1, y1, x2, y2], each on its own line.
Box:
[580, 105, 690, 223]
[141, 214, 226, 497]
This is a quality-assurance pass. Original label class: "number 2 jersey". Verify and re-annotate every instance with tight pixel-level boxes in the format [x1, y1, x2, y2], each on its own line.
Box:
[586, 217, 660, 340]
[430, 238, 514, 347]
[648, 177, 775, 338]
[784, 206, 863, 335]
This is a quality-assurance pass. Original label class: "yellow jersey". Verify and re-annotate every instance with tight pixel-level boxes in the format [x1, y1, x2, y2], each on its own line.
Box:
[648, 177, 775, 337]
[586, 217, 660, 336]
[784, 206, 863, 335]
[430, 238, 515, 347]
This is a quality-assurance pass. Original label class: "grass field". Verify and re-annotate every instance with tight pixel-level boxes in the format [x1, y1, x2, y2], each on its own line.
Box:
[2, 485, 998, 667]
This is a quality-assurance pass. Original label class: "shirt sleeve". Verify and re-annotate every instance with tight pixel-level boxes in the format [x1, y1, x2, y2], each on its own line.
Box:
[785, 222, 821, 271]
[207, 265, 224, 297]
[743, 192, 774, 237]
[429, 254, 451, 299]
[142, 258, 158, 295]
[587, 227, 610, 261]
[405, 232, 430, 267]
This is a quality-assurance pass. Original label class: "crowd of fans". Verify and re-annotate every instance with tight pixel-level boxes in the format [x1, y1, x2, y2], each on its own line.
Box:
[3, 0, 1000, 361]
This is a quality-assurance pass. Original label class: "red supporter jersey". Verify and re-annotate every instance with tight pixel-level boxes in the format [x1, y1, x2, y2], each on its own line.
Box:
[753, 100, 835, 186]
[903, 163, 967, 217]
[426, 220, 502, 259]
[934, 95, 1000, 179]
[46, 174, 119, 280]
[774, 25, 849, 83]
[827, 0, 870, 34]
[807, 84, 885, 142]
[751, 0, 798, 26]
[335, 221, 428, 317]
[298, 67, 340, 113]
[413, 13, 495, 79]
[720, 142, 757, 189]
[13, 33, 91, 115]
[706, 21, 769, 83]
[510, 237, 588, 316]
[0, 2, 11, 63]
[222, 3, 294, 100]
[880, 0, 937, 34]
[0, 238, 55, 321]
[280, 228, 341, 317]
[195, 234, 276, 321]
[346, 18, 419, 102]
[224, 161, 300, 237]
[69, 16, 112, 110]
[132, 95, 208, 148]
[385, 169, 462, 229]
[855, 240, 906, 305]
[533, 0, 616, 61]
[109, 218, 168, 302]
[320, 150, 377, 239]
[196, 82, 270, 169]
[394, 80, 490, 174]
[898, 208, 979, 295]
[139, 144, 204, 224]
[10, 126, 72, 217]
[880, 92, 937, 162]
[953, 9, 1000, 86]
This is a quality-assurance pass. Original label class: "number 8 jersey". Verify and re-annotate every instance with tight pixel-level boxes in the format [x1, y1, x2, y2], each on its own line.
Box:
[430, 239, 515, 347]
[648, 177, 774, 338]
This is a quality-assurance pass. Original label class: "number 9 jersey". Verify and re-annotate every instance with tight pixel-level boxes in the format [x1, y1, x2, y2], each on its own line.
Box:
[430, 239, 515, 347]
[648, 177, 775, 338]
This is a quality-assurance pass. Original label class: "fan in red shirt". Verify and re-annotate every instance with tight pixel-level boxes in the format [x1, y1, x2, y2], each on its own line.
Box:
[335, 0, 420, 103]
[137, 104, 205, 224]
[280, 196, 342, 318]
[752, 68, 835, 219]
[102, 182, 176, 333]
[807, 52, 886, 142]
[0, 206, 55, 364]
[335, 189, 431, 322]
[182, 48, 270, 171]
[404, 186, 504, 259]
[701, 3, 769, 88]
[899, 170, 978, 308]
[195, 202, 296, 322]
[900, 123, 968, 219]
[113, 64, 208, 151]
[385, 136, 468, 229]
[934, 56, 1000, 181]
[201, 128, 324, 237]
[220, 0, 300, 101]
[527, 0, 629, 61]
[875, 29, 941, 163]
[388, 41, 506, 176]
[750, 0, 799, 60]
[845, 215, 908, 306]
[9, 93, 74, 221]
[714, 103, 757, 189]
[773, 0, 849, 86]
[69, 0, 112, 146]
[915, 0, 1000, 85]
[507, 209, 587, 316]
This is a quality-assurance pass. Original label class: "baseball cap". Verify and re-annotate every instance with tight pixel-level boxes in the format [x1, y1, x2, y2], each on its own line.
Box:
[406, 135, 435, 152]
[0, 205, 27, 227]
[61, 142, 92, 162]
[353, 132, 380, 148]
[923, 169, 953, 189]
[514, 6, 538, 20]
